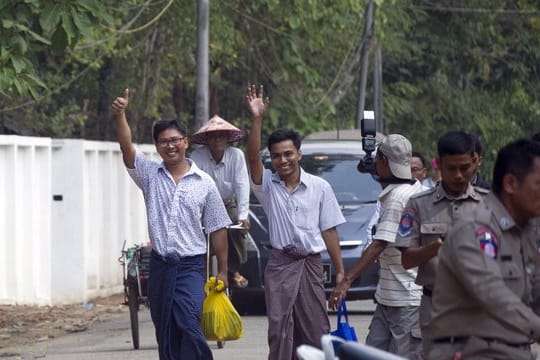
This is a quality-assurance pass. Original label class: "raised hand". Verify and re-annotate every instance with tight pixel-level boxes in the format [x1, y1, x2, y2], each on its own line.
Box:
[112, 88, 129, 114]
[246, 84, 269, 119]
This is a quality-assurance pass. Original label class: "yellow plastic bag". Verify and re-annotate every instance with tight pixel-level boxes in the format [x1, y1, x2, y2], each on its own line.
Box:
[201, 277, 243, 341]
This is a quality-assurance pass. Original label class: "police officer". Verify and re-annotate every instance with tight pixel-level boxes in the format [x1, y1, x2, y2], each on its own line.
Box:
[396, 131, 489, 347]
[425, 139, 540, 360]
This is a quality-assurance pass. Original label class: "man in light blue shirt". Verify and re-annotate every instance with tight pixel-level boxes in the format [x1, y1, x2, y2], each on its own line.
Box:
[245, 84, 346, 360]
[112, 89, 230, 360]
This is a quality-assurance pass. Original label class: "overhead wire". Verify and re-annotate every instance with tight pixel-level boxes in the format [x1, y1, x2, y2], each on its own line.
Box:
[118, 0, 175, 34]
[3, 0, 174, 112]
[314, 16, 364, 108]
[218, 0, 291, 37]
[76, 0, 165, 50]
[14, 1, 536, 115]
[413, 3, 540, 15]
[219, 0, 365, 112]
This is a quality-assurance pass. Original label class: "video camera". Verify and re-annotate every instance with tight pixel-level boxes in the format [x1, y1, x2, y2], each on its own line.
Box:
[357, 110, 377, 174]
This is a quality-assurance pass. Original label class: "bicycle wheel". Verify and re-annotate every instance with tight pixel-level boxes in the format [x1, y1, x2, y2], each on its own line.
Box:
[128, 278, 140, 349]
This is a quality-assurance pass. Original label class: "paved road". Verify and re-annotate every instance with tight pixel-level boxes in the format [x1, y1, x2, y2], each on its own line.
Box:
[4, 300, 539, 359]
[1, 301, 376, 360]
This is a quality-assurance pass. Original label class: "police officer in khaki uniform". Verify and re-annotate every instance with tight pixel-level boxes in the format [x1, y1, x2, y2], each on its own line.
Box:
[425, 139, 540, 360]
[396, 131, 489, 346]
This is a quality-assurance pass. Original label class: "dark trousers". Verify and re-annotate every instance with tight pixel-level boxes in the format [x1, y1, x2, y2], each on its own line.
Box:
[148, 251, 213, 360]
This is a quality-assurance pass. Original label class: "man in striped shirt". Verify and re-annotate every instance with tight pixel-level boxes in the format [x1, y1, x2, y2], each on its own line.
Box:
[330, 134, 424, 359]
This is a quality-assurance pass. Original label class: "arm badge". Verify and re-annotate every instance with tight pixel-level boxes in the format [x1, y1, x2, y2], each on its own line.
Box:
[476, 226, 498, 259]
[398, 208, 416, 237]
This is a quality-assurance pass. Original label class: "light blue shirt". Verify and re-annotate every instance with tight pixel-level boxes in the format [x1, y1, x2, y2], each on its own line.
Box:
[127, 150, 231, 257]
[190, 146, 250, 220]
[251, 168, 346, 253]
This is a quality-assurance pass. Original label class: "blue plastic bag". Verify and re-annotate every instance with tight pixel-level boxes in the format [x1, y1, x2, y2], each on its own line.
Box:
[330, 299, 358, 351]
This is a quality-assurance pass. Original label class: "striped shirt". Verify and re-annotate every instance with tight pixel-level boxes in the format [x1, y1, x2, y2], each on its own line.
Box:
[127, 150, 231, 257]
[251, 168, 346, 253]
[374, 181, 424, 307]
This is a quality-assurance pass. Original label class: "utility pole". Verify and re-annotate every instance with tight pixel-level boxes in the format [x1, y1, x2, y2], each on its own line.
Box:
[195, 0, 209, 129]
[373, 43, 383, 133]
[355, 0, 375, 129]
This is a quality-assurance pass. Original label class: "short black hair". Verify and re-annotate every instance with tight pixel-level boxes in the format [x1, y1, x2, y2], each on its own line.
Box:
[532, 132, 540, 143]
[267, 128, 302, 151]
[492, 139, 540, 195]
[472, 134, 483, 156]
[152, 120, 187, 143]
[437, 131, 475, 158]
[411, 151, 426, 168]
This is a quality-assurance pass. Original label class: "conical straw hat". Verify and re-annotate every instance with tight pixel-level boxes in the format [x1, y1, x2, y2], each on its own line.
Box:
[190, 115, 245, 145]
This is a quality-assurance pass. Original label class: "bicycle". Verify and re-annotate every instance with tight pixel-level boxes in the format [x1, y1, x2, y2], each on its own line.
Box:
[118, 240, 152, 350]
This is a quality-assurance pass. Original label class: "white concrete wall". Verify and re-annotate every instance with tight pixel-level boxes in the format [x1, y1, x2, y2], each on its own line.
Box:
[0, 136, 52, 305]
[0, 135, 158, 305]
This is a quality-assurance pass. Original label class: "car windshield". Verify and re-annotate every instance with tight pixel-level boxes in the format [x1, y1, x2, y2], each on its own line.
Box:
[300, 154, 380, 204]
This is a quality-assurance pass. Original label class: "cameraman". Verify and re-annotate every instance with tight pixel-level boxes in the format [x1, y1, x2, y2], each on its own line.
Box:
[329, 134, 424, 360]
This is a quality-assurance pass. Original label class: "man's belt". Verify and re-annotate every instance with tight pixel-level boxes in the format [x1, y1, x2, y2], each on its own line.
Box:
[434, 336, 530, 349]
[280, 245, 319, 260]
[433, 336, 469, 344]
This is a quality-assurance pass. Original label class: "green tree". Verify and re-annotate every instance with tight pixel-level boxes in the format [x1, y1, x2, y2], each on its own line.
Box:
[1, 0, 540, 182]
[0, 0, 113, 99]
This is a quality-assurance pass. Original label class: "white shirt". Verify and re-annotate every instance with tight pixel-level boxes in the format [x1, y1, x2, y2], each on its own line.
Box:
[374, 181, 424, 307]
[190, 146, 250, 220]
[366, 200, 381, 245]
[127, 150, 231, 257]
[251, 168, 346, 253]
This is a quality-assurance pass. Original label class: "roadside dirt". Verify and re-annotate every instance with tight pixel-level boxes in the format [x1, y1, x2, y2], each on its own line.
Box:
[0, 293, 128, 351]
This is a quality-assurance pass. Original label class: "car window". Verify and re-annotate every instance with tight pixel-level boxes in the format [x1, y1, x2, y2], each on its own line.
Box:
[300, 154, 380, 203]
[260, 152, 380, 204]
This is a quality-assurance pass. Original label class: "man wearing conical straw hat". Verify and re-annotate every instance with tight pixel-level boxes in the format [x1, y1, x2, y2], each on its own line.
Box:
[191, 115, 250, 289]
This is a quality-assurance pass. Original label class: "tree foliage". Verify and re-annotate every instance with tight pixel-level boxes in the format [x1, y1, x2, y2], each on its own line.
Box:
[383, 0, 540, 174]
[1, 0, 540, 176]
[0, 0, 113, 100]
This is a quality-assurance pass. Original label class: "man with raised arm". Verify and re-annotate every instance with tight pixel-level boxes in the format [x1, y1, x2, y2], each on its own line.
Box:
[112, 89, 230, 360]
[245, 84, 346, 360]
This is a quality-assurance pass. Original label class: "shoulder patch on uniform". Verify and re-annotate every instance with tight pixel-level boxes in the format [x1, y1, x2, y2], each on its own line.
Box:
[476, 226, 498, 259]
[474, 204, 492, 226]
[410, 187, 435, 200]
[398, 208, 416, 237]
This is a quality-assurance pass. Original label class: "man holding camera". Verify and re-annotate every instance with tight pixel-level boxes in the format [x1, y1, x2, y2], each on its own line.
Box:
[330, 134, 424, 359]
